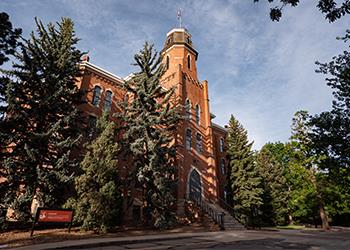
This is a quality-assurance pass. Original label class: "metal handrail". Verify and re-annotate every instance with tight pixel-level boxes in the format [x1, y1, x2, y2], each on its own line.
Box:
[189, 193, 225, 230]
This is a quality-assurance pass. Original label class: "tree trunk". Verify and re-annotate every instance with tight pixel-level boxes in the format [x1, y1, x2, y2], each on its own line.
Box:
[310, 168, 330, 230]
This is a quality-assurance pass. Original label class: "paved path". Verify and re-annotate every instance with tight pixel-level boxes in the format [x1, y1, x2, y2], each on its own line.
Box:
[12, 230, 350, 250]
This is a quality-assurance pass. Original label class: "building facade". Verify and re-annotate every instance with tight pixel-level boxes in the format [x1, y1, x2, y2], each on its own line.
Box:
[77, 27, 228, 215]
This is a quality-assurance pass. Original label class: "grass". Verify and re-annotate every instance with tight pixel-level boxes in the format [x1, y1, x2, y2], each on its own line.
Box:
[276, 225, 306, 230]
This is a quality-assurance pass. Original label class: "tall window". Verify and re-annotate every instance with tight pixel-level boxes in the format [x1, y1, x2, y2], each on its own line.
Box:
[195, 104, 200, 125]
[166, 55, 170, 70]
[87, 115, 97, 137]
[185, 99, 191, 120]
[187, 54, 191, 69]
[220, 158, 225, 174]
[104, 90, 113, 111]
[224, 189, 227, 202]
[186, 129, 192, 150]
[196, 133, 202, 153]
[220, 138, 224, 152]
[92, 86, 101, 106]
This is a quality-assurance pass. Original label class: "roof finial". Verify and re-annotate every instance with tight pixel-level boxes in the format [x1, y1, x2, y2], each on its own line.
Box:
[177, 8, 183, 28]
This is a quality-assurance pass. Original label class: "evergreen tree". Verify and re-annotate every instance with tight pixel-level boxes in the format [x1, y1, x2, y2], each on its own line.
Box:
[226, 115, 262, 225]
[117, 42, 179, 229]
[67, 112, 122, 233]
[0, 11, 21, 229]
[257, 144, 289, 226]
[1, 18, 84, 221]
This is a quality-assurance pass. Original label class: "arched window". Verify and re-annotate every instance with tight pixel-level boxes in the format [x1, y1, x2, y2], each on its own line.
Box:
[87, 115, 97, 137]
[166, 55, 170, 70]
[185, 129, 192, 150]
[196, 133, 202, 153]
[104, 90, 113, 111]
[92, 86, 101, 106]
[195, 104, 200, 125]
[220, 158, 225, 174]
[185, 99, 191, 120]
[187, 54, 191, 69]
[220, 138, 224, 152]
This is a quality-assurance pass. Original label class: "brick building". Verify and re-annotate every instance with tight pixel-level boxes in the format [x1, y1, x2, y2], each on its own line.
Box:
[77, 27, 229, 217]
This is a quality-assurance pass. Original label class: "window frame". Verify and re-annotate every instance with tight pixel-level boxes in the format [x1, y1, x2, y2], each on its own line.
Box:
[92, 85, 102, 107]
[220, 158, 225, 175]
[220, 138, 225, 152]
[104, 90, 113, 111]
[187, 54, 191, 69]
[196, 133, 202, 153]
[195, 104, 200, 125]
[185, 128, 192, 150]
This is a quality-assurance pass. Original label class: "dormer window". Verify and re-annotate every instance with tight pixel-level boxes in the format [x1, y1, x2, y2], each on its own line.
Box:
[166, 55, 170, 70]
[187, 54, 191, 69]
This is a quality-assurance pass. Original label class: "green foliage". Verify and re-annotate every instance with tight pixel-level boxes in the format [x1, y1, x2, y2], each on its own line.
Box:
[0, 18, 84, 222]
[117, 42, 179, 229]
[0, 12, 21, 230]
[254, 0, 350, 22]
[66, 112, 122, 233]
[256, 144, 289, 226]
[309, 30, 350, 225]
[226, 115, 263, 225]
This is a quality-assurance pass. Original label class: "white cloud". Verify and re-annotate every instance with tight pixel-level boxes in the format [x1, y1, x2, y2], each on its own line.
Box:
[2, 0, 348, 150]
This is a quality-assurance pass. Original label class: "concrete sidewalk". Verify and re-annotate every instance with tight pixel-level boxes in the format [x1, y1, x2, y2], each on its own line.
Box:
[12, 231, 230, 250]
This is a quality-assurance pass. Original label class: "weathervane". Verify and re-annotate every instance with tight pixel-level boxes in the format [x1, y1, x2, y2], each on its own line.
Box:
[177, 8, 183, 28]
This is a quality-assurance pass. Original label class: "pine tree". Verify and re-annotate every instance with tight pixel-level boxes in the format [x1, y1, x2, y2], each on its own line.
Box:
[1, 18, 84, 221]
[0, 11, 22, 229]
[256, 144, 289, 226]
[67, 112, 122, 233]
[226, 115, 262, 225]
[117, 42, 179, 229]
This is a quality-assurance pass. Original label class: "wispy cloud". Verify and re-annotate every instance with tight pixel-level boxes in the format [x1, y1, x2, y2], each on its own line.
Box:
[2, 0, 348, 149]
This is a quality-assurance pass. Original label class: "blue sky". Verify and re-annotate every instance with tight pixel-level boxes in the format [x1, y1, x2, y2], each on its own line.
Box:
[2, 0, 349, 149]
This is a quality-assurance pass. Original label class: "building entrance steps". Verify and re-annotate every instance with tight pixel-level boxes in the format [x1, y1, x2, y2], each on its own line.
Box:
[188, 194, 244, 230]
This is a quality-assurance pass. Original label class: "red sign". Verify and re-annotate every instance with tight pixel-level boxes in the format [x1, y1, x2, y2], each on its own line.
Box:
[38, 209, 73, 223]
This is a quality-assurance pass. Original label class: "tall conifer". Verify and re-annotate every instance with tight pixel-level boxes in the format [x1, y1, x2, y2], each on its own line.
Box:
[1, 18, 84, 221]
[67, 112, 122, 233]
[117, 42, 179, 229]
[256, 144, 289, 225]
[226, 115, 262, 225]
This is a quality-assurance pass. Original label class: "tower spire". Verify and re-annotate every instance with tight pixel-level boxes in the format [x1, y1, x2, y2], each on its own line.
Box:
[177, 8, 183, 28]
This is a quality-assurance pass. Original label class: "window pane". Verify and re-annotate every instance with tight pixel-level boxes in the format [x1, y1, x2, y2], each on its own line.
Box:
[104, 90, 112, 111]
[220, 138, 224, 152]
[185, 100, 191, 120]
[186, 129, 192, 150]
[196, 133, 202, 153]
[92, 86, 101, 106]
[195, 105, 200, 125]
[187, 55, 191, 69]
[221, 159, 225, 174]
[87, 115, 97, 137]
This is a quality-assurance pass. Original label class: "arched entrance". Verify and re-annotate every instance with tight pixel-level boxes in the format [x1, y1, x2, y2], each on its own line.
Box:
[188, 169, 202, 201]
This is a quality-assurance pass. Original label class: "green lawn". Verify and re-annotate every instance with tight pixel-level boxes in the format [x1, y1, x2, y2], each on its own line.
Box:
[276, 225, 306, 230]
